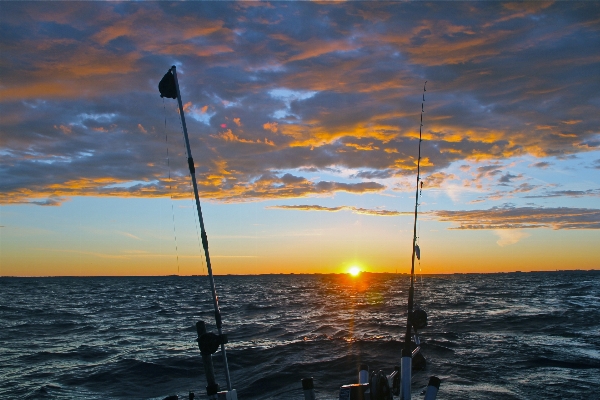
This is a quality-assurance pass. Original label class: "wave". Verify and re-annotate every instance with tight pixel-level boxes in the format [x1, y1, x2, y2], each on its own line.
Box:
[1, 272, 599, 399]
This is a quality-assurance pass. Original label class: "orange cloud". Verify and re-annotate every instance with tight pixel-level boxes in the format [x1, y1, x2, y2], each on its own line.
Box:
[279, 121, 400, 148]
[54, 124, 73, 135]
[263, 122, 279, 133]
[213, 129, 272, 145]
[201, 175, 386, 202]
[0, 44, 141, 101]
[345, 142, 379, 151]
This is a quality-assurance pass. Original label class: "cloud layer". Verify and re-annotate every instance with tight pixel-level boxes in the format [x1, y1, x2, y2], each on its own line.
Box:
[267, 204, 412, 217]
[435, 206, 600, 230]
[1, 2, 599, 206]
[268, 204, 600, 230]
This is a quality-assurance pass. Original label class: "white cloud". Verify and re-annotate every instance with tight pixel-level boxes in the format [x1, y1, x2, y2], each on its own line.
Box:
[493, 229, 530, 247]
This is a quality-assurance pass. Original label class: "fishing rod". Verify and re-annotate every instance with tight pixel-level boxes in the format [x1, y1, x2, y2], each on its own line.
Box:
[325, 82, 440, 400]
[399, 81, 440, 400]
[159, 66, 235, 399]
[404, 81, 426, 353]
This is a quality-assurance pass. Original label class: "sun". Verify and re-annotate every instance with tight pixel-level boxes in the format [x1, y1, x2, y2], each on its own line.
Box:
[348, 266, 361, 277]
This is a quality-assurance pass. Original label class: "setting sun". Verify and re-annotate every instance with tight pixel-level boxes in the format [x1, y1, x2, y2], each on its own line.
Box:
[348, 266, 361, 276]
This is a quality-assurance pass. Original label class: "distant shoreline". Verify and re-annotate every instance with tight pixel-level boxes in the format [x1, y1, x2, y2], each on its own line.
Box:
[1, 270, 598, 278]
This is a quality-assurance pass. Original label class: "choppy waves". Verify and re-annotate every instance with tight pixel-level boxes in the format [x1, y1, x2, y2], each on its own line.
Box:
[1, 272, 599, 399]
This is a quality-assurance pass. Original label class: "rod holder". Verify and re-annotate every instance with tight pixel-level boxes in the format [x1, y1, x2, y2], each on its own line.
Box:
[358, 364, 369, 384]
[400, 349, 412, 400]
[423, 376, 440, 400]
[196, 321, 219, 398]
[302, 377, 316, 400]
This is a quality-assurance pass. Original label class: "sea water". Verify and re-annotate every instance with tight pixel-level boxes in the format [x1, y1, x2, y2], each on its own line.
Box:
[1, 271, 599, 399]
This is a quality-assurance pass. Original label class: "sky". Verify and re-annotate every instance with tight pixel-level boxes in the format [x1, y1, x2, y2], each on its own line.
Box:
[1, 1, 599, 276]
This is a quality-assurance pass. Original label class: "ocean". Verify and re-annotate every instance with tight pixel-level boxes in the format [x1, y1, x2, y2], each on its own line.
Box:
[1, 271, 599, 399]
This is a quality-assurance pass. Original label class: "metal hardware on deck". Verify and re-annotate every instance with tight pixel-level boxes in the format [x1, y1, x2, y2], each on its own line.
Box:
[414, 334, 420, 347]
[196, 321, 219, 398]
[302, 377, 316, 400]
[198, 330, 228, 356]
[216, 389, 238, 400]
[358, 364, 369, 384]
[369, 369, 393, 400]
[423, 376, 441, 400]
[386, 368, 398, 392]
[400, 350, 412, 400]
[339, 384, 368, 400]
[411, 346, 420, 358]
[413, 350, 427, 371]
[392, 366, 400, 396]
[411, 309, 428, 330]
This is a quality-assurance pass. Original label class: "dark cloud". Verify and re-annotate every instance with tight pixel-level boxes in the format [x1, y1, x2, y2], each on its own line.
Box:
[499, 172, 519, 183]
[352, 170, 395, 180]
[473, 164, 505, 183]
[477, 165, 503, 174]
[434, 206, 600, 230]
[512, 183, 538, 193]
[530, 161, 552, 169]
[579, 136, 600, 149]
[266, 204, 411, 217]
[524, 189, 600, 199]
[27, 195, 67, 207]
[268, 203, 600, 230]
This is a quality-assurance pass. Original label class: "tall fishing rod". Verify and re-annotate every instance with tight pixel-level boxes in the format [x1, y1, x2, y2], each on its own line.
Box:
[159, 66, 233, 396]
[400, 81, 428, 400]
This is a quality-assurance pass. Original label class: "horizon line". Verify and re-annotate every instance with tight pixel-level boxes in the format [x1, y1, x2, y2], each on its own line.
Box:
[1, 269, 598, 278]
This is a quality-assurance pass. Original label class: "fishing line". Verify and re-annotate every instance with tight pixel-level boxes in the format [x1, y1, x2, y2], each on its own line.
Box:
[164, 98, 181, 275]
[418, 190, 423, 286]
[418, 84, 427, 287]
[176, 105, 207, 276]
[189, 188, 207, 276]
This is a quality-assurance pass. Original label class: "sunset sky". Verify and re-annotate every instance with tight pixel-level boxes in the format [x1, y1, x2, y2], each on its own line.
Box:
[1, 2, 599, 276]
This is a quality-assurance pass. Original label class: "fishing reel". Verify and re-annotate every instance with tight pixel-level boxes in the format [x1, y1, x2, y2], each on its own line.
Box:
[408, 308, 428, 371]
[196, 320, 228, 358]
[410, 308, 428, 330]
[369, 368, 399, 400]
[338, 365, 400, 400]
[197, 329, 228, 356]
